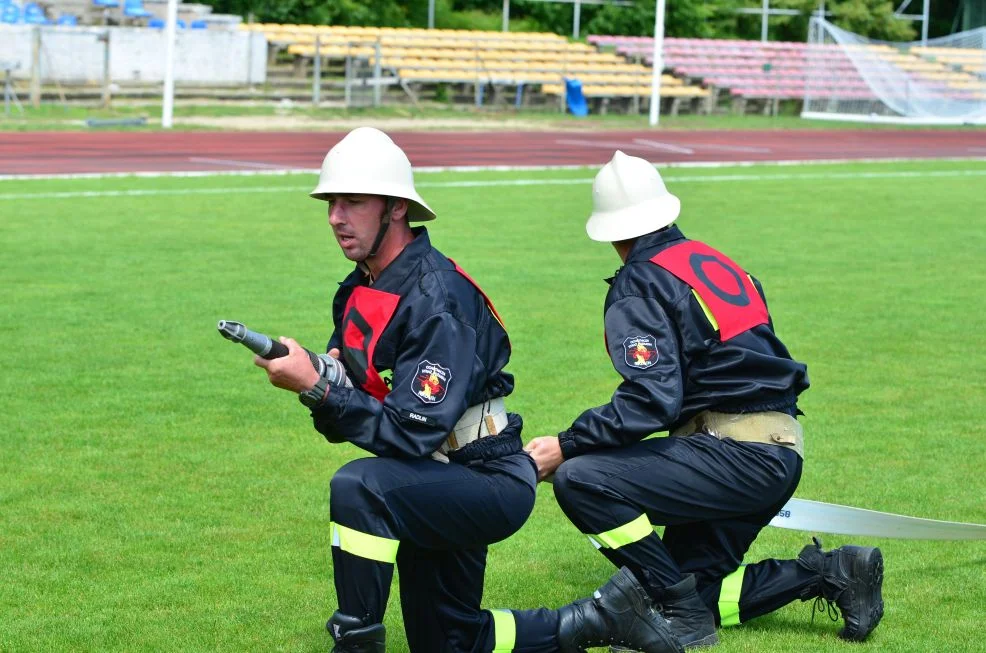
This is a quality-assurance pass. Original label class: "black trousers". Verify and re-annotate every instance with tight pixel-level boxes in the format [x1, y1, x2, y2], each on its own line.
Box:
[552, 434, 819, 626]
[329, 448, 541, 652]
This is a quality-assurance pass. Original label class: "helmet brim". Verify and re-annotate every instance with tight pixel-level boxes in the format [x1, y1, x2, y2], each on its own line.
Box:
[309, 180, 436, 222]
[585, 193, 680, 242]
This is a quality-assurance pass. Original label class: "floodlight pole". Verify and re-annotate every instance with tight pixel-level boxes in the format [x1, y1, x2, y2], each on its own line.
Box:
[761, 0, 769, 42]
[162, 0, 177, 128]
[503, 0, 510, 31]
[574, 0, 581, 38]
[428, 0, 435, 28]
[920, 0, 929, 44]
[648, 0, 666, 126]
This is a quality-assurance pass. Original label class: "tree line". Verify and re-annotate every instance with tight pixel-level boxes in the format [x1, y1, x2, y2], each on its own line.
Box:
[202, 0, 966, 42]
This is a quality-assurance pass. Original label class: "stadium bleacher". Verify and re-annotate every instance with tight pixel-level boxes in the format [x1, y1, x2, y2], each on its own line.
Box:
[122, 0, 152, 20]
[0, 0, 239, 28]
[7, 7, 976, 113]
[911, 45, 986, 98]
[242, 24, 710, 113]
[589, 35, 986, 112]
[1, 1, 50, 24]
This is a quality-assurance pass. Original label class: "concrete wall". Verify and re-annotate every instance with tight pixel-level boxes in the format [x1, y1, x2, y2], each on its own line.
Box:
[0, 25, 266, 84]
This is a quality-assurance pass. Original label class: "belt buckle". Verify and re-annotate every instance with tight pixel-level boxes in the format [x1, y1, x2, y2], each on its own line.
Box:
[695, 413, 723, 440]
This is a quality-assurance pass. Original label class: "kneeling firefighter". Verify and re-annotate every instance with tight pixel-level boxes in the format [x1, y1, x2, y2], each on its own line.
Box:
[524, 151, 885, 650]
[254, 129, 683, 653]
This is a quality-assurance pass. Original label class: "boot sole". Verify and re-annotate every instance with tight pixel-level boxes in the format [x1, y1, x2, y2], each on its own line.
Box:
[610, 631, 717, 652]
[838, 546, 884, 642]
[682, 632, 719, 648]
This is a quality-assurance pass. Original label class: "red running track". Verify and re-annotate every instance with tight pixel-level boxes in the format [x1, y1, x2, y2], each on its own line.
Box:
[2, 129, 986, 176]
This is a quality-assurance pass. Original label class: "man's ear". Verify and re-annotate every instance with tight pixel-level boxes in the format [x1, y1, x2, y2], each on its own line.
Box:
[390, 198, 409, 222]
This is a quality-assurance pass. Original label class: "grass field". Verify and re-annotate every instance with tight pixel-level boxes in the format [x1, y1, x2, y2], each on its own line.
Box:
[2, 159, 985, 652]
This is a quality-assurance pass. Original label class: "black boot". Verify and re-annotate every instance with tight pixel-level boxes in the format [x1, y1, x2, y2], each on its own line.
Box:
[656, 575, 718, 648]
[608, 574, 717, 653]
[557, 566, 684, 653]
[326, 611, 386, 653]
[797, 537, 884, 642]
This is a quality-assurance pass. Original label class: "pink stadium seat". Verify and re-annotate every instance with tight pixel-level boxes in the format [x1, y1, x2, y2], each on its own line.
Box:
[593, 33, 977, 109]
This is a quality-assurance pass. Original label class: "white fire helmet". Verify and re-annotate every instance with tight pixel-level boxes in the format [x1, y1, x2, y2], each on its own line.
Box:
[585, 150, 681, 242]
[310, 127, 436, 221]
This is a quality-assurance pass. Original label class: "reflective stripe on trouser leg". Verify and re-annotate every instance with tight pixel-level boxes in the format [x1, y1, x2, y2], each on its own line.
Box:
[587, 513, 653, 549]
[490, 609, 516, 652]
[718, 565, 747, 627]
[331, 521, 400, 563]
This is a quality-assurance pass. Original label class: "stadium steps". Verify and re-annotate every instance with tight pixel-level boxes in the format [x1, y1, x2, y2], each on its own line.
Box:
[24, 82, 407, 103]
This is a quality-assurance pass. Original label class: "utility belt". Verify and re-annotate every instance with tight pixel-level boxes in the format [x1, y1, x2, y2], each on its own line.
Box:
[671, 410, 804, 459]
[432, 397, 510, 464]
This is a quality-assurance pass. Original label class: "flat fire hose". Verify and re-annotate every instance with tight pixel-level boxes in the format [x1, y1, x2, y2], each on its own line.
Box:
[543, 471, 985, 540]
[770, 498, 986, 540]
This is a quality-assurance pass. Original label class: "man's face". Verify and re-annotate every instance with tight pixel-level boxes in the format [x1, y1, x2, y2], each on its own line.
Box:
[327, 194, 388, 262]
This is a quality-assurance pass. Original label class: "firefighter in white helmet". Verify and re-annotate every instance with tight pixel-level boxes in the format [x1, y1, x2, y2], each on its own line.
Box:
[525, 151, 885, 648]
[251, 126, 531, 652]
[254, 131, 683, 653]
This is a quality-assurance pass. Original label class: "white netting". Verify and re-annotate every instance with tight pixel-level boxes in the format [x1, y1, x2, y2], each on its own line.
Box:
[802, 18, 986, 125]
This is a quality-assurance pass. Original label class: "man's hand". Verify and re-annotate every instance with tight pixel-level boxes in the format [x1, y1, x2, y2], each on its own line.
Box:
[318, 348, 353, 388]
[254, 337, 321, 393]
[524, 436, 564, 482]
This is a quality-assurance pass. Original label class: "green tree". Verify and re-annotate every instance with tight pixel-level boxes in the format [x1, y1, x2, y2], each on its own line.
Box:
[829, 0, 917, 40]
[201, 0, 409, 26]
[586, 0, 719, 39]
[407, 0, 453, 27]
[195, 0, 943, 40]
[757, 0, 820, 42]
[518, 1, 586, 37]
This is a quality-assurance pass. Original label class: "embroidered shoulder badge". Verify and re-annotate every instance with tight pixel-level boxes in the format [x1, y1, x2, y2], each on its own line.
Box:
[412, 360, 452, 404]
[623, 335, 659, 369]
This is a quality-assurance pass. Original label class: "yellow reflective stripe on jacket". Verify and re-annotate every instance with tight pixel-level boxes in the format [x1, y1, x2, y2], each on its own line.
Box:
[590, 513, 653, 549]
[691, 289, 719, 331]
[490, 609, 516, 652]
[330, 521, 399, 563]
[718, 565, 746, 627]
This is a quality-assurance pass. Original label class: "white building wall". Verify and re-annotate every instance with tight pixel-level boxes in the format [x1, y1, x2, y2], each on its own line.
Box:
[0, 25, 266, 84]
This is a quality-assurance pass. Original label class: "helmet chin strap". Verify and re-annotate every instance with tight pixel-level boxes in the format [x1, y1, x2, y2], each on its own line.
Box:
[365, 197, 397, 260]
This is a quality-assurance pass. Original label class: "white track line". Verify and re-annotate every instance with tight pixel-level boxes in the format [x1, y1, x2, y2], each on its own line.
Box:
[0, 186, 312, 200]
[2, 155, 986, 182]
[553, 138, 649, 151]
[188, 157, 291, 170]
[696, 144, 773, 154]
[0, 168, 320, 181]
[4, 168, 986, 201]
[425, 168, 986, 187]
[633, 139, 696, 155]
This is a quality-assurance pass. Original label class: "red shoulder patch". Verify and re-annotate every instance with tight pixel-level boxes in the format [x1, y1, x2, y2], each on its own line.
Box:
[651, 241, 768, 341]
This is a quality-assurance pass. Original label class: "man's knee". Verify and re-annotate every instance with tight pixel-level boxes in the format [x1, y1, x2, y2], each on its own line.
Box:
[552, 456, 606, 515]
[330, 459, 382, 511]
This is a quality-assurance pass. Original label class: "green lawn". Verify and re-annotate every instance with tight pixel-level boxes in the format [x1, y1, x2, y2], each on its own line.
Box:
[1, 160, 985, 652]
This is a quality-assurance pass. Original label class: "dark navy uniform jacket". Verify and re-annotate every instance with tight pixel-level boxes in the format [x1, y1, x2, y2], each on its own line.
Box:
[558, 225, 809, 459]
[310, 227, 514, 459]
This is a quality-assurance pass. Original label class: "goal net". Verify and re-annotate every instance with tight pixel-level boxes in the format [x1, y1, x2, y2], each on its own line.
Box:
[802, 17, 986, 125]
